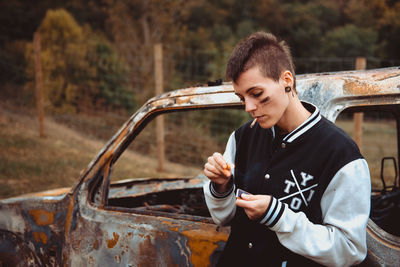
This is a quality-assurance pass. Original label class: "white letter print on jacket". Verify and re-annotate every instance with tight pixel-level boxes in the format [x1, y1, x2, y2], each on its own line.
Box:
[278, 170, 318, 211]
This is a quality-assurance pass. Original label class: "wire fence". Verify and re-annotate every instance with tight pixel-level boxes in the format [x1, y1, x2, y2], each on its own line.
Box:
[295, 57, 400, 74]
[1, 46, 400, 183]
[111, 108, 251, 180]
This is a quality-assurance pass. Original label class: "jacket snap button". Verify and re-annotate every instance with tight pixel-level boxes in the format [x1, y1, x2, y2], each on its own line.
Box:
[265, 173, 270, 179]
[248, 242, 253, 249]
[281, 143, 286, 148]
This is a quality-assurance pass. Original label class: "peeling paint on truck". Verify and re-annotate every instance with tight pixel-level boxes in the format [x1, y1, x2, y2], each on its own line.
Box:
[1, 67, 400, 266]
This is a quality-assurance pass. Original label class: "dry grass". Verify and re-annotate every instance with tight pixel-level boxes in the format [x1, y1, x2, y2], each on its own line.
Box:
[0, 103, 201, 199]
[336, 118, 398, 190]
[1, 99, 396, 199]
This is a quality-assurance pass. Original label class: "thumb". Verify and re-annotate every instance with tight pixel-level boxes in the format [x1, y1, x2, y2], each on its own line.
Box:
[241, 193, 255, 200]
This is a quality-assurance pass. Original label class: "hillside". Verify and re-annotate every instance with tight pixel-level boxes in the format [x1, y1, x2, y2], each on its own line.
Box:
[0, 102, 201, 199]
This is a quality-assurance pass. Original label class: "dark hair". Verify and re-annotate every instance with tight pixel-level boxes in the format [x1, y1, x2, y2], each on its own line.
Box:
[226, 32, 296, 89]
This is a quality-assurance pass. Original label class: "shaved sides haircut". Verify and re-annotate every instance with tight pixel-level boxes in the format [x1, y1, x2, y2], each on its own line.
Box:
[226, 32, 296, 90]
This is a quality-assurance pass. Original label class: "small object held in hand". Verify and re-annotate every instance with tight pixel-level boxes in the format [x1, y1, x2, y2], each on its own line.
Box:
[236, 188, 252, 199]
[225, 163, 234, 171]
[250, 118, 257, 128]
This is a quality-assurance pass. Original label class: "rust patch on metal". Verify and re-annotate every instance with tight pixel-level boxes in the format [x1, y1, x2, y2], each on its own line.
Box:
[137, 234, 160, 267]
[114, 254, 121, 263]
[343, 81, 379, 95]
[18, 187, 71, 198]
[65, 198, 74, 238]
[106, 232, 120, 248]
[161, 219, 181, 232]
[88, 255, 95, 264]
[372, 71, 400, 81]
[33, 231, 48, 244]
[34, 187, 70, 196]
[175, 96, 192, 105]
[109, 126, 130, 153]
[29, 209, 54, 226]
[181, 229, 229, 267]
[73, 238, 81, 250]
[93, 239, 99, 250]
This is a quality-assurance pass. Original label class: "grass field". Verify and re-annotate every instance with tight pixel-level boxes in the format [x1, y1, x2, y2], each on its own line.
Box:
[336, 116, 398, 190]
[0, 102, 201, 199]
[1, 100, 397, 199]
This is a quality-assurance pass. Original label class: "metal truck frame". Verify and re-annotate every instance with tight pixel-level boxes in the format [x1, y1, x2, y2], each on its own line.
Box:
[1, 67, 400, 266]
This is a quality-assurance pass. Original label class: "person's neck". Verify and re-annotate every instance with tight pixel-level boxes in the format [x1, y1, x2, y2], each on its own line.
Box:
[277, 98, 311, 133]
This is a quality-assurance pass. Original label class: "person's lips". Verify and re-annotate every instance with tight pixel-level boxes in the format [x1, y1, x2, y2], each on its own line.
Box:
[255, 115, 264, 121]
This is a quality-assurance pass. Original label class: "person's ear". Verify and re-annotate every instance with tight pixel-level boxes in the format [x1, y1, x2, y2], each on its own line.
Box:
[281, 70, 294, 88]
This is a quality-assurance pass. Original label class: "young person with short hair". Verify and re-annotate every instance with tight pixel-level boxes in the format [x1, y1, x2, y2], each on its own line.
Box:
[203, 32, 371, 267]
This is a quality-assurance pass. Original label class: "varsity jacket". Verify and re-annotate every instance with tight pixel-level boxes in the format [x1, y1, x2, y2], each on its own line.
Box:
[203, 102, 371, 267]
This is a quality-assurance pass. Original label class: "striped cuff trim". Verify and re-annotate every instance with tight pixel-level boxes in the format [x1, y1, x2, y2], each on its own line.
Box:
[210, 181, 234, 199]
[258, 197, 285, 227]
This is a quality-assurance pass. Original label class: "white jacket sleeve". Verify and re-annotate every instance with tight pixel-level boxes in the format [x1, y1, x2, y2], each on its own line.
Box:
[260, 159, 371, 267]
[203, 132, 237, 226]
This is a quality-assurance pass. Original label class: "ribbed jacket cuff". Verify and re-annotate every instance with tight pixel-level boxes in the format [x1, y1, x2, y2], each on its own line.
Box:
[257, 197, 285, 228]
[209, 180, 234, 199]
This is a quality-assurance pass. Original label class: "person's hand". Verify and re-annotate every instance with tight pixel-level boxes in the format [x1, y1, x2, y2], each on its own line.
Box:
[203, 152, 232, 193]
[236, 194, 271, 221]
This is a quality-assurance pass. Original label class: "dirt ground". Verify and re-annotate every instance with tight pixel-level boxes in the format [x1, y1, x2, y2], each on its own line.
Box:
[0, 102, 201, 199]
[1, 98, 396, 199]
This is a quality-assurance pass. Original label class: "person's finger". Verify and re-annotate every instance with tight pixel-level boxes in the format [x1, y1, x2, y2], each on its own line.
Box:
[208, 155, 231, 178]
[208, 156, 223, 172]
[203, 168, 220, 179]
[240, 193, 259, 201]
[208, 159, 223, 174]
[236, 198, 261, 221]
[236, 195, 271, 220]
[204, 162, 221, 176]
[213, 152, 229, 169]
[235, 198, 252, 208]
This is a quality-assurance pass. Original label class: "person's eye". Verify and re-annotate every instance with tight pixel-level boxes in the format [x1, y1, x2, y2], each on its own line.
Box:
[252, 91, 262, 98]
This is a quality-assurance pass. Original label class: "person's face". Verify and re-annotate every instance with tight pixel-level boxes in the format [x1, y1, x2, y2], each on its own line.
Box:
[233, 66, 290, 129]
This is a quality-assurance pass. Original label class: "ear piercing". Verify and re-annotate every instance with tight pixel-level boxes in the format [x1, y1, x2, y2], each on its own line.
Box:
[285, 86, 295, 97]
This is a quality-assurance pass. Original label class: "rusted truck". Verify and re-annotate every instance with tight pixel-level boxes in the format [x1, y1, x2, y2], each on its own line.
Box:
[1, 67, 400, 266]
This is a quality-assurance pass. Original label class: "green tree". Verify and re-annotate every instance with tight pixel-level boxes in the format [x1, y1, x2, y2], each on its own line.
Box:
[321, 24, 377, 57]
[86, 35, 134, 110]
[25, 9, 88, 111]
[104, 0, 195, 103]
[377, 1, 400, 59]
[25, 8, 134, 112]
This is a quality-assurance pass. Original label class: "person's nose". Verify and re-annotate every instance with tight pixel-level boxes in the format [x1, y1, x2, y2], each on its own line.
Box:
[244, 98, 257, 113]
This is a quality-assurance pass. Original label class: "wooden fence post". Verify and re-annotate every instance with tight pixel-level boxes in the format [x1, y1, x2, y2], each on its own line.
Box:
[34, 32, 46, 138]
[353, 57, 366, 151]
[154, 43, 165, 172]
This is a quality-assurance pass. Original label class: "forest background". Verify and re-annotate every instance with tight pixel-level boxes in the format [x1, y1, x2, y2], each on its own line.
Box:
[1, 0, 400, 112]
[1, 0, 400, 197]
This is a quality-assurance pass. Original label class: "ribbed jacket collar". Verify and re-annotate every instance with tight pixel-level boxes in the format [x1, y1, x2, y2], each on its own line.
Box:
[271, 102, 321, 143]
